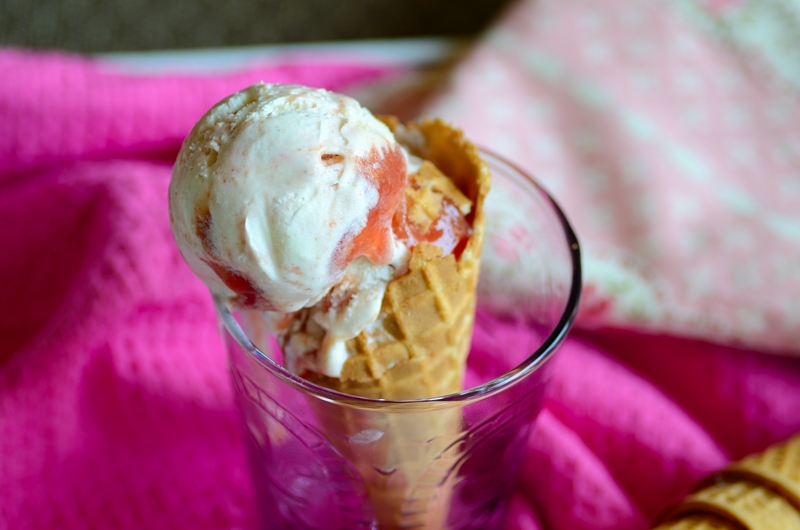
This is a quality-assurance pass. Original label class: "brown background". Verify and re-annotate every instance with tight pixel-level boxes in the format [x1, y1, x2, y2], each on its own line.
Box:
[1, 0, 511, 52]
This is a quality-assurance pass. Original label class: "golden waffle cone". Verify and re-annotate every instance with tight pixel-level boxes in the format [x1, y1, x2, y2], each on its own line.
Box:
[653, 433, 800, 530]
[304, 118, 490, 529]
[715, 434, 800, 511]
[655, 479, 800, 530]
[653, 513, 741, 530]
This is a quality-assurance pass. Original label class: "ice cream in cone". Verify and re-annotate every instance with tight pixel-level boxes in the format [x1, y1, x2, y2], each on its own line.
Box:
[169, 84, 490, 529]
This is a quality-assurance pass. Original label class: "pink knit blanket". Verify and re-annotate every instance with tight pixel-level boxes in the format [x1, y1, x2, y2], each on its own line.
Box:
[1, 1, 800, 528]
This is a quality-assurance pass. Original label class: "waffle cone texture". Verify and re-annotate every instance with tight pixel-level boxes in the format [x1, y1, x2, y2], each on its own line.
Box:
[654, 433, 800, 530]
[307, 118, 491, 400]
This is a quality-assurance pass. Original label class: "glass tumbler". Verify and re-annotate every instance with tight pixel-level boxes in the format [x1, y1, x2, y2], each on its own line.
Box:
[215, 150, 582, 530]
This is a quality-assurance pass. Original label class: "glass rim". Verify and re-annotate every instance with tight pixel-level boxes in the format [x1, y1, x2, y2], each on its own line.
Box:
[215, 148, 582, 406]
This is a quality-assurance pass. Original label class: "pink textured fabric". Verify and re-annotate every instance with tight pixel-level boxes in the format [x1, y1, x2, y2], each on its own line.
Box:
[0, 49, 392, 529]
[2, 4, 800, 527]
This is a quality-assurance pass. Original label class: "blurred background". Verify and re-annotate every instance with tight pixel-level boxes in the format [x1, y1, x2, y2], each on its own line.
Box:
[0, 0, 512, 52]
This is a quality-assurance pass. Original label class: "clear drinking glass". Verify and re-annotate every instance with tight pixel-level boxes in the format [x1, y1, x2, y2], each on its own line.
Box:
[215, 150, 582, 530]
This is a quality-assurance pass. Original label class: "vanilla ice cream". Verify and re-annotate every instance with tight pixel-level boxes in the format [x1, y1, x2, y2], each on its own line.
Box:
[170, 83, 411, 376]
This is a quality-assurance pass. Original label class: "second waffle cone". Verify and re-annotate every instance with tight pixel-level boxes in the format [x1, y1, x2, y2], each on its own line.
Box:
[653, 433, 800, 530]
[653, 513, 739, 530]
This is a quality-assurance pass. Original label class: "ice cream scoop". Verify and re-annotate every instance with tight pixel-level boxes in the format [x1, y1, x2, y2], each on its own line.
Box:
[169, 83, 481, 383]
[169, 83, 408, 315]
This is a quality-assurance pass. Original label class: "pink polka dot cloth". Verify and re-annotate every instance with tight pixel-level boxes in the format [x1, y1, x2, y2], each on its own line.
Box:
[1, 1, 800, 529]
[427, 0, 800, 355]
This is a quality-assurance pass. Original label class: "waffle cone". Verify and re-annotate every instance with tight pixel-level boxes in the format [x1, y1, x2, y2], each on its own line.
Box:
[652, 433, 800, 530]
[307, 117, 491, 400]
[714, 434, 800, 511]
[302, 118, 490, 529]
[656, 480, 800, 530]
[653, 513, 741, 530]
